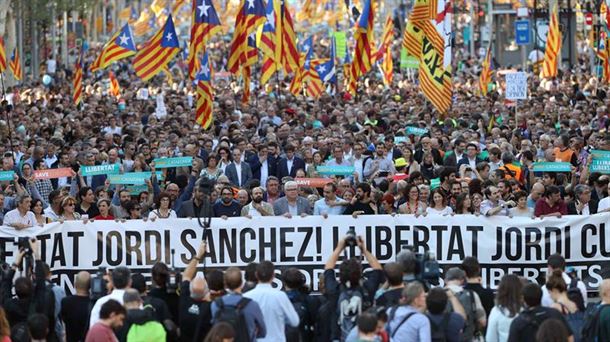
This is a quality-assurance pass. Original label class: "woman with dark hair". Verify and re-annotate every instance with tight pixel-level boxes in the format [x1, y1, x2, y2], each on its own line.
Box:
[30, 198, 50, 226]
[93, 199, 114, 220]
[455, 193, 474, 214]
[76, 186, 99, 218]
[217, 146, 232, 174]
[535, 319, 571, 342]
[306, 151, 324, 178]
[546, 269, 584, 339]
[426, 188, 453, 215]
[486, 274, 523, 342]
[398, 184, 426, 215]
[148, 191, 177, 219]
[200, 152, 223, 181]
[204, 322, 235, 342]
[125, 200, 143, 220]
[509, 190, 534, 217]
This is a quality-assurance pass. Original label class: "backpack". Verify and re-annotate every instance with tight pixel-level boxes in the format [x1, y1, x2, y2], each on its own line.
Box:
[337, 287, 370, 341]
[285, 292, 312, 342]
[427, 313, 451, 342]
[581, 303, 610, 342]
[126, 321, 167, 342]
[453, 289, 479, 341]
[387, 307, 416, 339]
[214, 297, 252, 342]
[567, 277, 586, 312]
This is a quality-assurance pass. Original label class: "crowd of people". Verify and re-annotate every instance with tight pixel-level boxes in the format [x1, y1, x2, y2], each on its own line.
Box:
[0, 10, 608, 340]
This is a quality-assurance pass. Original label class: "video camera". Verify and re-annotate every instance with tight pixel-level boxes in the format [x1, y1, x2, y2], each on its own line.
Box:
[90, 267, 108, 301]
[345, 227, 357, 248]
[414, 250, 441, 286]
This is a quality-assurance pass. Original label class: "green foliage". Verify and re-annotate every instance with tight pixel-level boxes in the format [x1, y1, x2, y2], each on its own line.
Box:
[12, 0, 97, 22]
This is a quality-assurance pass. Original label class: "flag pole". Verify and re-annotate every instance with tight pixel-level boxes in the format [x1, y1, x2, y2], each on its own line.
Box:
[0, 72, 15, 161]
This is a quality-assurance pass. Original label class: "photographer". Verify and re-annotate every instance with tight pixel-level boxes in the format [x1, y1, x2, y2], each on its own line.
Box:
[3, 239, 58, 341]
[323, 235, 383, 341]
[149, 262, 180, 323]
[89, 267, 131, 327]
[181, 241, 212, 342]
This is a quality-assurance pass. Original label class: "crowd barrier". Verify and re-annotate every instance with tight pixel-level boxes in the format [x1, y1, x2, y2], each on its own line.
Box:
[0, 214, 608, 293]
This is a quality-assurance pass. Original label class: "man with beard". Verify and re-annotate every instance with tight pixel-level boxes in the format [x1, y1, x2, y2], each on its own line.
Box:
[212, 186, 242, 218]
[110, 189, 132, 219]
[241, 187, 274, 217]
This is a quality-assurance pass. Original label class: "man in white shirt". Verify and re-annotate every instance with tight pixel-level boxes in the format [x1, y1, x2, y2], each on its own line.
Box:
[351, 142, 366, 182]
[3, 194, 36, 229]
[541, 254, 587, 307]
[243, 261, 299, 342]
[89, 267, 131, 327]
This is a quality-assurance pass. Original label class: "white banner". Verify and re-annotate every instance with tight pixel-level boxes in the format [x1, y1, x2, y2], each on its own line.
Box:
[1, 214, 609, 293]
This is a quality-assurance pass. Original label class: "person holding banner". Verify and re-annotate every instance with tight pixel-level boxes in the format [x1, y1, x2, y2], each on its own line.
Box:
[93, 199, 114, 220]
[148, 192, 177, 220]
[534, 186, 567, 218]
[3, 194, 36, 229]
[58, 196, 82, 221]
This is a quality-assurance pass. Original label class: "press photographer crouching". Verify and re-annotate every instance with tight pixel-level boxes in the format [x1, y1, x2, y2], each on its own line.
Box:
[1, 239, 58, 341]
[323, 233, 383, 341]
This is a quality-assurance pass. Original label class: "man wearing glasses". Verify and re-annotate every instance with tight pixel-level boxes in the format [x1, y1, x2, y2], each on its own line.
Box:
[273, 181, 311, 217]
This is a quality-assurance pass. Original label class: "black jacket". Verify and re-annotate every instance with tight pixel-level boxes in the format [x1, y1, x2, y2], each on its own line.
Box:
[567, 200, 599, 215]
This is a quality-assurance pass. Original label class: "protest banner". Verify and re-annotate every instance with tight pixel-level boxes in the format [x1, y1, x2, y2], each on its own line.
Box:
[533, 162, 571, 172]
[406, 126, 429, 136]
[295, 178, 334, 188]
[108, 171, 164, 185]
[590, 150, 610, 174]
[33, 168, 73, 180]
[505, 72, 528, 100]
[3, 214, 609, 294]
[152, 157, 193, 169]
[0, 171, 14, 181]
[316, 166, 355, 176]
[81, 164, 120, 176]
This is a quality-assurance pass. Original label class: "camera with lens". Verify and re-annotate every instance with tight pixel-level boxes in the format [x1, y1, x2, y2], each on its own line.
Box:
[17, 237, 32, 255]
[414, 250, 441, 286]
[345, 227, 357, 247]
[90, 267, 108, 301]
[167, 249, 182, 294]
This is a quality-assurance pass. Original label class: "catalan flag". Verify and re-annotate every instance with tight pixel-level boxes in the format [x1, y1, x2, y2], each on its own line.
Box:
[350, 0, 374, 79]
[479, 44, 493, 96]
[188, 0, 221, 80]
[542, 6, 561, 79]
[281, 2, 299, 73]
[90, 24, 137, 72]
[196, 51, 214, 129]
[9, 48, 22, 81]
[134, 10, 156, 36]
[109, 71, 120, 97]
[260, 0, 283, 85]
[73, 54, 83, 105]
[227, 0, 266, 75]
[315, 37, 336, 83]
[373, 16, 394, 64]
[0, 38, 6, 73]
[133, 14, 181, 81]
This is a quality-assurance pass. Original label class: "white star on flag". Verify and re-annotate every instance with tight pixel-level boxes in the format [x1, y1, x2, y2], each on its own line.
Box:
[202, 63, 210, 77]
[318, 65, 326, 73]
[266, 11, 275, 29]
[198, 2, 210, 17]
[118, 33, 130, 46]
[303, 44, 310, 52]
[247, 0, 255, 8]
[165, 33, 173, 41]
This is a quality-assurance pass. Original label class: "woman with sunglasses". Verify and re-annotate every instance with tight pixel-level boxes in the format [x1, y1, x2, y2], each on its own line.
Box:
[58, 196, 81, 221]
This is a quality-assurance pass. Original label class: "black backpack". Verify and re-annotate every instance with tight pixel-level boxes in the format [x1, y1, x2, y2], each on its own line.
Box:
[428, 313, 451, 342]
[285, 292, 312, 342]
[581, 303, 610, 342]
[214, 297, 252, 342]
[567, 277, 586, 312]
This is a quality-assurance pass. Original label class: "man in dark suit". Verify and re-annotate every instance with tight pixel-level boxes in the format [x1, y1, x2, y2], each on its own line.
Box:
[456, 143, 484, 173]
[568, 184, 598, 215]
[443, 138, 467, 167]
[248, 144, 276, 186]
[224, 147, 253, 188]
[276, 144, 305, 180]
[178, 183, 213, 218]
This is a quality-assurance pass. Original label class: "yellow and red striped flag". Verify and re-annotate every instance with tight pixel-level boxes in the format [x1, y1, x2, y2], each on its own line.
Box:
[73, 54, 83, 105]
[133, 15, 181, 81]
[227, 0, 266, 75]
[350, 0, 374, 79]
[188, 0, 221, 80]
[260, 0, 283, 85]
[373, 16, 393, 64]
[479, 45, 493, 96]
[196, 51, 214, 129]
[0, 38, 6, 73]
[9, 48, 22, 81]
[109, 71, 120, 97]
[281, 4, 299, 73]
[542, 6, 561, 79]
[380, 45, 393, 86]
[90, 24, 137, 72]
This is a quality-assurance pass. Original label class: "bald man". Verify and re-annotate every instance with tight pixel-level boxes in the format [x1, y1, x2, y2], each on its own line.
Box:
[528, 183, 545, 209]
[61, 271, 91, 342]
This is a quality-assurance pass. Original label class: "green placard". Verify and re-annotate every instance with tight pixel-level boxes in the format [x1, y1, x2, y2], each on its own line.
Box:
[316, 166, 355, 176]
[0, 171, 15, 181]
[590, 150, 610, 174]
[394, 136, 408, 144]
[126, 184, 149, 195]
[153, 157, 193, 169]
[108, 171, 164, 185]
[334, 31, 347, 61]
[430, 178, 440, 190]
[533, 162, 571, 173]
[81, 164, 120, 176]
[406, 126, 428, 136]
[400, 47, 419, 69]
